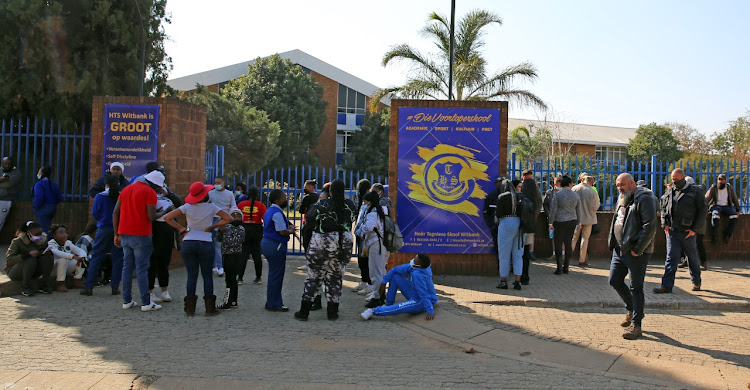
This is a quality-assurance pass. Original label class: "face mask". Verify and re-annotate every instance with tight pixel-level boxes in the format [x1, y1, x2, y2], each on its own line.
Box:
[281, 201, 289, 209]
[29, 234, 43, 242]
[234, 190, 242, 196]
[409, 259, 419, 268]
[673, 178, 686, 189]
[718, 183, 726, 189]
[231, 220, 242, 226]
[37, 174, 42, 180]
[215, 184, 224, 191]
[554, 186, 561, 191]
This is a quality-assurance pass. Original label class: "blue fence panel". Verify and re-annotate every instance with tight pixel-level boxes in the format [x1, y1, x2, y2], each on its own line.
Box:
[1, 117, 91, 201]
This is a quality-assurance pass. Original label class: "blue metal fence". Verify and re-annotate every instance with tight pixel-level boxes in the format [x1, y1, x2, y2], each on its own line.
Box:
[204, 145, 224, 183]
[509, 153, 750, 212]
[1, 117, 91, 201]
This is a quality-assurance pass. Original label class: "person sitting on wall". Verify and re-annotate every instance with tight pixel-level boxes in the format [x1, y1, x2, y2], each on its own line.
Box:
[705, 173, 741, 244]
[360, 254, 438, 321]
[89, 162, 128, 198]
[5, 221, 55, 296]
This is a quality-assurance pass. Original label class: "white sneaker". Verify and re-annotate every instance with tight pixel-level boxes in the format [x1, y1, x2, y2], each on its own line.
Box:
[160, 290, 172, 302]
[141, 302, 162, 312]
[358, 285, 373, 296]
[297, 264, 308, 271]
[217, 268, 225, 276]
[361, 308, 374, 320]
[150, 292, 163, 303]
[122, 301, 137, 309]
[212, 267, 219, 275]
[351, 282, 367, 292]
[364, 290, 379, 302]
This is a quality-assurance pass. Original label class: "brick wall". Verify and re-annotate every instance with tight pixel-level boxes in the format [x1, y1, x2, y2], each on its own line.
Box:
[0, 201, 90, 242]
[309, 71, 337, 168]
[387, 99, 508, 275]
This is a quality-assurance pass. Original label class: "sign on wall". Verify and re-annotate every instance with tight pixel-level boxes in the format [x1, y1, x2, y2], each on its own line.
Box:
[397, 107, 500, 254]
[103, 104, 159, 178]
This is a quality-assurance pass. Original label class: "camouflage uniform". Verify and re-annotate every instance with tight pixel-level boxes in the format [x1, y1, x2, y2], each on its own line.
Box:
[302, 231, 354, 303]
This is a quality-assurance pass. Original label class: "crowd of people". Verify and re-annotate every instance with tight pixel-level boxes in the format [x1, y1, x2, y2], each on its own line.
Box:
[2, 155, 744, 335]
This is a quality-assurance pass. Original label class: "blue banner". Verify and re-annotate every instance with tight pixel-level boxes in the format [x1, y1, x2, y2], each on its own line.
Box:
[103, 104, 159, 178]
[397, 107, 500, 254]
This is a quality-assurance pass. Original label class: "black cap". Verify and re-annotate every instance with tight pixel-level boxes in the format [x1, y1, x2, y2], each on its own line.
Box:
[146, 161, 165, 173]
[305, 179, 317, 187]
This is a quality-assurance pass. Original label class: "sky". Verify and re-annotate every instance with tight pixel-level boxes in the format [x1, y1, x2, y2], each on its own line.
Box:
[163, 0, 750, 135]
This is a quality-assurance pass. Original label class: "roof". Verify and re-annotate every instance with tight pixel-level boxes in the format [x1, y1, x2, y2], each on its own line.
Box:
[508, 118, 637, 147]
[167, 49, 382, 99]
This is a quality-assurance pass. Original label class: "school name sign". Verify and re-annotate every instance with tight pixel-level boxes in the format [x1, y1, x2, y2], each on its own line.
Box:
[103, 104, 159, 177]
[396, 107, 501, 254]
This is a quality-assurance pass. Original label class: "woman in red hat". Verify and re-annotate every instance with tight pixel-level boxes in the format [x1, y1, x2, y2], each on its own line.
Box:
[164, 182, 232, 316]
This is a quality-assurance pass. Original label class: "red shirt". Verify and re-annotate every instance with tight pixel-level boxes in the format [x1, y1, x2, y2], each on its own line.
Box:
[117, 181, 157, 236]
[238, 200, 266, 224]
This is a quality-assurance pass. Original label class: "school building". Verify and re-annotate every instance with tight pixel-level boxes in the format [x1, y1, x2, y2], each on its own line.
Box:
[168, 49, 637, 169]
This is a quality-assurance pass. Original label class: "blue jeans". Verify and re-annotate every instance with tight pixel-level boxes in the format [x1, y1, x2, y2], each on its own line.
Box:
[181, 240, 214, 298]
[85, 226, 124, 291]
[33, 203, 57, 234]
[710, 205, 738, 239]
[609, 249, 650, 325]
[120, 234, 153, 305]
[497, 217, 523, 278]
[261, 237, 287, 308]
[662, 230, 701, 290]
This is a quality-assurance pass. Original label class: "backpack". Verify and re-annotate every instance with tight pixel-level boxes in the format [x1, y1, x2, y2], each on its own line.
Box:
[377, 215, 404, 252]
[517, 193, 537, 234]
[315, 200, 345, 234]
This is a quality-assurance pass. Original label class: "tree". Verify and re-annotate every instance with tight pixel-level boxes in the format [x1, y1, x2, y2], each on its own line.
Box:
[711, 111, 750, 160]
[371, 9, 545, 111]
[182, 88, 281, 175]
[665, 122, 713, 157]
[342, 109, 390, 176]
[0, 0, 172, 124]
[509, 126, 552, 161]
[627, 123, 683, 163]
[221, 54, 327, 167]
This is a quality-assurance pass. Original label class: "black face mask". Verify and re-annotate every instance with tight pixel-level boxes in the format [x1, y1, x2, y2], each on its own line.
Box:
[673, 178, 687, 189]
[718, 183, 726, 189]
[231, 220, 242, 226]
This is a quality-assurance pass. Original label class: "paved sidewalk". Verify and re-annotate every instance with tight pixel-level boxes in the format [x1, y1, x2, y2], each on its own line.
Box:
[0, 248, 748, 389]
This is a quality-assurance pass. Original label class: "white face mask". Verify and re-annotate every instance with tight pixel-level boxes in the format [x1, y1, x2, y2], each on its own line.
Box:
[554, 186, 561, 191]
[215, 184, 224, 191]
[409, 259, 419, 268]
[37, 173, 43, 180]
[234, 190, 242, 196]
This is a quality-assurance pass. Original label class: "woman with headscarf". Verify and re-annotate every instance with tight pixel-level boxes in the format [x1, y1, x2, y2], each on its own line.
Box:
[32, 165, 63, 234]
[356, 190, 390, 308]
[294, 179, 356, 321]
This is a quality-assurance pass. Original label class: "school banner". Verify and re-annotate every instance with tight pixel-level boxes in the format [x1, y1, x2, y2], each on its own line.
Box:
[397, 107, 500, 254]
[102, 104, 159, 178]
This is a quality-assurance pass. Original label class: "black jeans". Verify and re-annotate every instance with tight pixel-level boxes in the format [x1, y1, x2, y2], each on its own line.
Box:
[521, 245, 531, 283]
[8, 253, 54, 289]
[356, 240, 371, 284]
[609, 249, 650, 325]
[149, 221, 174, 290]
[553, 220, 576, 270]
[223, 252, 243, 303]
[241, 223, 263, 279]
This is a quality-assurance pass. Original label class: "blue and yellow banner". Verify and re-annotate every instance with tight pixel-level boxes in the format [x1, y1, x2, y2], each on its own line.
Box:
[397, 107, 500, 254]
[103, 104, 159, 178]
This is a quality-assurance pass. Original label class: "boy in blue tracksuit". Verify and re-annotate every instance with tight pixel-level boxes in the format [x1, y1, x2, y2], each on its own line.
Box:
[361, 254, 438, 321]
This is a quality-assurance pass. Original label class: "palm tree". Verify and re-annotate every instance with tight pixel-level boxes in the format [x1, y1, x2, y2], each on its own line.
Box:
[372, 9, 546, 111]
[509, 126, 552, 161]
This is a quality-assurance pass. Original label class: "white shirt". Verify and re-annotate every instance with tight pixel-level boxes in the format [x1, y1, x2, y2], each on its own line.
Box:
[717, 188, 729, 206]
[179, 203, 221, 242]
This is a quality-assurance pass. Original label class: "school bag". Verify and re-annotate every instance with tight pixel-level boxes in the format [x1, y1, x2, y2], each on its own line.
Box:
[517, 193, 537, 234]
[378, 215, 404, 252]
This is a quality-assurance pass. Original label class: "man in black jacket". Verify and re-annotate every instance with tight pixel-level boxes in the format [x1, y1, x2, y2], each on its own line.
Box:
[608, 173, 658, 340]
[655, 168, 706, 294]
[89, 162, 129, 198]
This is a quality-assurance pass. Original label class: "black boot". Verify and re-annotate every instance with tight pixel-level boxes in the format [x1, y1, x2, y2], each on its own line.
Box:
[327, 302, 339, 320]
[521, 245, 531, 285]
[217, 289, 232, 310]
[294, 300, 313, 321]
[310, 294, 322, 311]
[554, 256, 563, 275]
[184, 296, 198, 316]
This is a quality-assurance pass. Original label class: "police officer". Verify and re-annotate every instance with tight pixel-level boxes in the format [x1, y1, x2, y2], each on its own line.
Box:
[654, 168, 706, 293]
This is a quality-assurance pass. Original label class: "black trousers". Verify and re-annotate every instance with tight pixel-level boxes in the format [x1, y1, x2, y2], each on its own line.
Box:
[149, 221, 174, 290]
[553, 220, 577, 270]
[521, 245, 531, 283]
[223, 252, 243, 303]
[8, 253, 54, 289]
[241, 223, 263, 279]
[356, 240, 371, 283]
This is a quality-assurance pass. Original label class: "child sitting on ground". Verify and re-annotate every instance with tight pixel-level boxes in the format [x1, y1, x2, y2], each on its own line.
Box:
[75, 221, 97, 255]
[47, 224, 87, 292]
[217, 209, 246, 310]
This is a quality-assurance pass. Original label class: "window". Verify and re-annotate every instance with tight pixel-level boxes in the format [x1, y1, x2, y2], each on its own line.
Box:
[337, 84, 366, 115]
[336, 130, 353, 154]
[595, 146, 627, 163]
